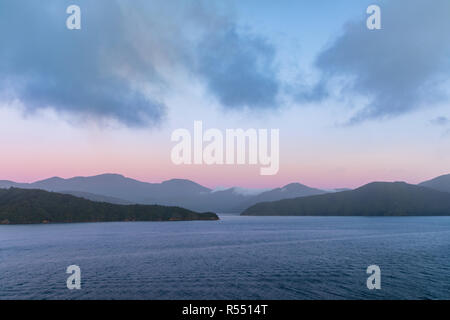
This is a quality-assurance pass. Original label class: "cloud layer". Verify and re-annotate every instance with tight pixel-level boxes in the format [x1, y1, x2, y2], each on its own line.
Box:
[306, 0, 450, 123]
[0, 0, 280, 126]
[2, 0, 449, 127]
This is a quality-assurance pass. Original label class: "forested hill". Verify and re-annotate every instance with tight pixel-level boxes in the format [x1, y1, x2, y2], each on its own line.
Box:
[0, 188, 218, 224]
[241, 182, 450, 216]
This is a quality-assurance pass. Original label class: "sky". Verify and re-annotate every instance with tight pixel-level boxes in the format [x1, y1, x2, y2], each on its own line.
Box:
[0, 0, 449, 189]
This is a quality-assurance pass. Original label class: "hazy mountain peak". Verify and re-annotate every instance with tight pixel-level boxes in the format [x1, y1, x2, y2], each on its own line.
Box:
[162, 178, 209, 187]
[242, 181, 450, 216]
[280, 183, 310, 191]
[162, 178, 197, 185]
[35, 173, 130, 185]
[74, 173, 130, 182]
[419, 173, 450, 193]
[35, 176, 64, 183]
[428, 173, 450, 179]
[160, 179, 211, 193]
[357, 181, 408, 191]
[90, 173, 126, 179]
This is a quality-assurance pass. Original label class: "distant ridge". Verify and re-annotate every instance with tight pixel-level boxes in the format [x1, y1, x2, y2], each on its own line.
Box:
[0, 174, 212, 205]
[241, 182, 450, 216]
[419, 174, 450, 193]
[2, 173, 450, 214]
[234, 182, 327, 211]
[60, 190, 132, 205]
[0, 174, 328, 212]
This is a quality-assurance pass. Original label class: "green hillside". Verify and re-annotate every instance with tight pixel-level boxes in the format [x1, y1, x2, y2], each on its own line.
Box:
[0, 188, 218, 224]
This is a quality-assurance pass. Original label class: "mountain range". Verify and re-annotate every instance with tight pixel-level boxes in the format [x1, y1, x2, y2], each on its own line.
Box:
[1, 173, 450, 214]
[0, 188, 218, 224]
[242, 181, 450, 216]
[0, 174, 327, 212]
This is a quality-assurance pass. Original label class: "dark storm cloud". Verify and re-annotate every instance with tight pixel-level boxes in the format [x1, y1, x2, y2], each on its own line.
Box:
[0, 0, 280, 126]
[303, 0, 450, 123]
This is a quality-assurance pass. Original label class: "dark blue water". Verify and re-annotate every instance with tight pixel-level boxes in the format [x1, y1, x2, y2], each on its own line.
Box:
[1, 215, 449, 299]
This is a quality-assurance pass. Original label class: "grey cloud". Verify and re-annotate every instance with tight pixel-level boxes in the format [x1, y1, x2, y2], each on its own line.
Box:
[0, 0, 281, 127]
[0, 0, 168, 127]
[303, 0, 450, 123]
[196, 27, 279, 109]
